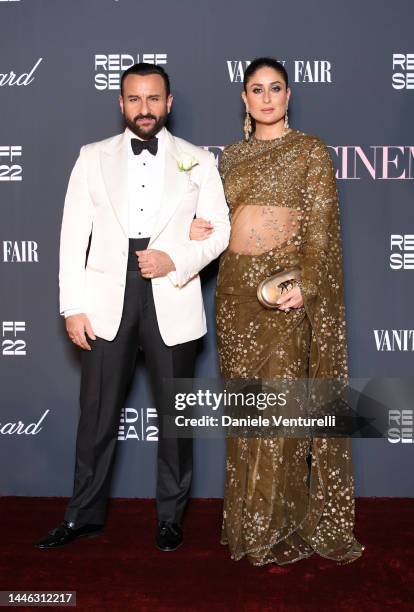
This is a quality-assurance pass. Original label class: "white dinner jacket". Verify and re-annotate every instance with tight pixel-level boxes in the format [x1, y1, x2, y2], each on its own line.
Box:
[59, 129, 230, 346]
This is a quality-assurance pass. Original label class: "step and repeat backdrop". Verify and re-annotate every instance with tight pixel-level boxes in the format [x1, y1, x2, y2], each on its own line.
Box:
[1, 0, 413, 497]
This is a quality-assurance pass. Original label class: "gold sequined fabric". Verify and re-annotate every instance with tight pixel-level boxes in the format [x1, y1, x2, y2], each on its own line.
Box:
[215, 129, 364, 565]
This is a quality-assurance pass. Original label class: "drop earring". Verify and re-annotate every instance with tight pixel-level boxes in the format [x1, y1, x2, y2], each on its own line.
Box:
[284, 105, 289, 129]
[244, 110, 252, 141]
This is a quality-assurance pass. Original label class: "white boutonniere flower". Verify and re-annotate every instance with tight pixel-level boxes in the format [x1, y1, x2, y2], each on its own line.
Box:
[176, 153, 199, 173]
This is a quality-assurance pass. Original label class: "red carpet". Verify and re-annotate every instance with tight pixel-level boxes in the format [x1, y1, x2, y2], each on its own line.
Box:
[1, 498, 413, 611]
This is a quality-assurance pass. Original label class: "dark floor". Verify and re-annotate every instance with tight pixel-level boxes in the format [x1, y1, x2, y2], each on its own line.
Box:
[1, 497, 413, 611]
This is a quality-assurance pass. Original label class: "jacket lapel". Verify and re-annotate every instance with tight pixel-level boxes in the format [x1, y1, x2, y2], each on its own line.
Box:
[149, 130, 190, 246]
[100, 133, 128, 237]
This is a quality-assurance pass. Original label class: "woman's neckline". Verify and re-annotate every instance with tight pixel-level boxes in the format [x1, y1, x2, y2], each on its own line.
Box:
[250, 128, 296, 143]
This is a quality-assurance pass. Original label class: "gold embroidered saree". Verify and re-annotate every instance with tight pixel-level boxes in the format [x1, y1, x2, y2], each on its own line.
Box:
[215, 129, 363, 565]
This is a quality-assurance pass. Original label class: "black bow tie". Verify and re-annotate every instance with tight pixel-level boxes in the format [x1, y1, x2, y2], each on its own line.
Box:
[131, 137, 158, 156]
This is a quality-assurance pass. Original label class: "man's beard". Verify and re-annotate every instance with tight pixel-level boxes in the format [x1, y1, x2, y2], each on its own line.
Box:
[124, 111, 168, 140]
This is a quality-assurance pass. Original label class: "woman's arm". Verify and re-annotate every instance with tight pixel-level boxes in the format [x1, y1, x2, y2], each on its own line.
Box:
[299, 138, 340, 302]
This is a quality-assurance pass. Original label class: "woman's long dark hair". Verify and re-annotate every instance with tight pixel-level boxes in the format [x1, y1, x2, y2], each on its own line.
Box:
[243, 57, 289, 90]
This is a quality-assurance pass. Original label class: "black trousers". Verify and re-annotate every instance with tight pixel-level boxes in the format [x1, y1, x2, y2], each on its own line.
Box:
[64, 238, 197, 528]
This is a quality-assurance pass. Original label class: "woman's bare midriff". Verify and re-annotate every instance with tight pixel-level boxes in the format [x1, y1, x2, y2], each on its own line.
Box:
[228, 204, 301, 255]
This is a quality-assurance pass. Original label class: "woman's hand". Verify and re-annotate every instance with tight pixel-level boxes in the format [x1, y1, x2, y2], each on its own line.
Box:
[276, 286, 304, 310]
[189, 218, 214, 241]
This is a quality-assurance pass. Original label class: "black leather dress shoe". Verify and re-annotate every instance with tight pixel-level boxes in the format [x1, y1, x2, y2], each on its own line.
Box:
[34, 521, 103, 549]
[155, 521, 183, 551]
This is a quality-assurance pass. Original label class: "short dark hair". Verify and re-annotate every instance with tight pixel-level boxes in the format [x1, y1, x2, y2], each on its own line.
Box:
[244, 57, 289, 90]
[120, 62, 171, 96]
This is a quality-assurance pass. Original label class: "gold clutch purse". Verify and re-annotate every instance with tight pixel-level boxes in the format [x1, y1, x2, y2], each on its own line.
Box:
[257, 267, 301, 309]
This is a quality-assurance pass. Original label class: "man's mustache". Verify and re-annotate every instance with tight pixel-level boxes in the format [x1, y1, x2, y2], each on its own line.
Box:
[134, 114, 157, 122]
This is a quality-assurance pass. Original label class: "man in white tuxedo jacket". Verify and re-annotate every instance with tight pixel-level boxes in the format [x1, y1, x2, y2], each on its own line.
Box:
[35, 63, 230, 551]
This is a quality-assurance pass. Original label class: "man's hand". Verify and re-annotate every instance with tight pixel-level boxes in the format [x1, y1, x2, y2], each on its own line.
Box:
[66, 313, 96, 350]
[189, 218, 214, 241]
[136, 249, 176, 279]
[276, 286, 304, 311]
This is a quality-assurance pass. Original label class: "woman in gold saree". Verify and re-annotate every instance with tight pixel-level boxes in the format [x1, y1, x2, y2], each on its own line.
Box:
[191, 57, 364, 566]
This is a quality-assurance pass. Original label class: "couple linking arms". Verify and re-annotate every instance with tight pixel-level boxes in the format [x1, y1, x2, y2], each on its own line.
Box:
[35, 58, 363, 566]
